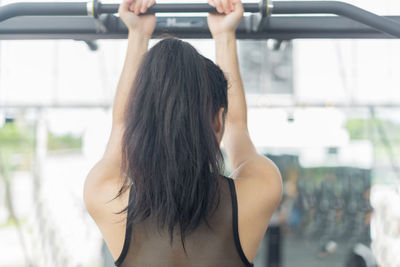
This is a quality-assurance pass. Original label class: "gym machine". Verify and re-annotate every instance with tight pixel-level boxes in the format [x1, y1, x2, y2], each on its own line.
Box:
[0, 0, 400, 40]
[0, 2, 387, 266]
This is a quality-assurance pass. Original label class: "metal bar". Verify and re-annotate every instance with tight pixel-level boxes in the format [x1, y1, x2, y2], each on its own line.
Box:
[1, 15, 400, 40]
[273, 1, 400, 38]
[98, 3, 260, 14]
[0, 2, 87, 22]
[255, 103, 400, 108]
[0, 103, 112, 109]
[0, 2, 261, 23]
[1, 1, 400, 39]
[2, 102, 400, 109]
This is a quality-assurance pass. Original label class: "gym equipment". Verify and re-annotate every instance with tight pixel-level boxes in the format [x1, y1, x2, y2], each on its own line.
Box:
[261, 155, 375, 266]
[0, 1, 400, 40]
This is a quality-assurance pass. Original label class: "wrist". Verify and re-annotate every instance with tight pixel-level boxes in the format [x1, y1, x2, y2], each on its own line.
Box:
[128, 31, 151, 44]
[214, 32, 237, 47]
[213, 31, 236, 42]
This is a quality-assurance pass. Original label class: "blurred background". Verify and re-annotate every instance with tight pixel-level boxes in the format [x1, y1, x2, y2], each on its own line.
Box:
[0, 0, 400, 266]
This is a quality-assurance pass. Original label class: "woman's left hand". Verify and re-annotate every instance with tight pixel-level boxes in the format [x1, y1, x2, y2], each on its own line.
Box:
[118, 0, 156, 37]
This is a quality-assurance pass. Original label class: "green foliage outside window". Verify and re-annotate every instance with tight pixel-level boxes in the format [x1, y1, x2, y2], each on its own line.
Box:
[0, 122, 35, 172]
[346, 118, 400, 160]
[346, 118, 400, 144]
[47, 132, 82, 151]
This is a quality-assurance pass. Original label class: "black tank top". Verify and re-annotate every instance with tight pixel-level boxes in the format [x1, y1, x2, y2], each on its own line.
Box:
[115, 176, 254, 267]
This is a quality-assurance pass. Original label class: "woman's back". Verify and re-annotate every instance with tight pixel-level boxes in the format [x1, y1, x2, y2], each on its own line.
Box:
[84, 0, 283, 266]
[116, 176, 252, 267]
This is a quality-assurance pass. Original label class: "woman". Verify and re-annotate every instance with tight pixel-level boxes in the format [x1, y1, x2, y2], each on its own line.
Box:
[84, 0, 282, 266]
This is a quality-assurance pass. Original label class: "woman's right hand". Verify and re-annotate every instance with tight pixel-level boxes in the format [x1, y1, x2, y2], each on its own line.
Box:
[207, 0, 244, 38]
[118, 0, 156, 37]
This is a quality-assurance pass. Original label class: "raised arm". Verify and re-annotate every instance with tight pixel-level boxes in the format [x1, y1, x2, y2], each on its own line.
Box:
[207, 0, 276, 173]
[207, 0, 252, 170]
[84, 0, 155, 200]
[208, 1, 282, 259]
[112, 0, 156, 127]
[207, 0, 282, 216]
[99, 0, 156, 171]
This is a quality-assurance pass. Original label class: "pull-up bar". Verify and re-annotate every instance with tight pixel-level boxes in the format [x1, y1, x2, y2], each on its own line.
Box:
[0, 1, 264, 22]
[102, 1, 400, 38]
[0, 1, 399, 40]
[273, 1, 400, 38]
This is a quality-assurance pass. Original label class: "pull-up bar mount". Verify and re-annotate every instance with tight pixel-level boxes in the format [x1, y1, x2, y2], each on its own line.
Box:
[0, 1, 400, 40]
[95, 0, 400, 38]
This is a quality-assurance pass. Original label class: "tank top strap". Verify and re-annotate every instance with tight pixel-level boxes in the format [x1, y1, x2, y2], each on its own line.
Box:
[115, 186, 134, 266]
[225, 176, 254, 267]
[116, 177, 254, 267]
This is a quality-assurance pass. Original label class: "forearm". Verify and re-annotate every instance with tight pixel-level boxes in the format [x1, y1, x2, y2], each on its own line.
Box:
[215, 32, 248, 127]
[112, 32, 150, 126]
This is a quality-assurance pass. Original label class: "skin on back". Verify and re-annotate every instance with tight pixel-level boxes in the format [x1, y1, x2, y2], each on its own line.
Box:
[83, 0, 283, 263]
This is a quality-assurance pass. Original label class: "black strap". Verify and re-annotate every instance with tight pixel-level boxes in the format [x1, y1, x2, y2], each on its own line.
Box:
[114, 186, 134, 266]
[115, 179, 254, 266]
[226, 177, 254, 267]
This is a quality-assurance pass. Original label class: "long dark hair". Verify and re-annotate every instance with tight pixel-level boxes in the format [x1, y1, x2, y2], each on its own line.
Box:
[117, 38, 228, 248]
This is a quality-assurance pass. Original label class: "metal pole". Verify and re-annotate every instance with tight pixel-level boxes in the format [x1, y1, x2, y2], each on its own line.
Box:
[0, 2, 87, 22]
[0, 1, 261, 22]
[98, 3, 260, 14]
[2, 15, 400, 40]
[273, 1, 400, 38]
[1, 1, 400, 38]
[1, 102, 400, 109]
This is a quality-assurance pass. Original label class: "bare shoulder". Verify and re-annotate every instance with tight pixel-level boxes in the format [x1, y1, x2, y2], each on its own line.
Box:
[230, 154, 283, 261]
[83, 159, 130, 259]
[231, 154, 283, 213]
[83, 159, 126, 220]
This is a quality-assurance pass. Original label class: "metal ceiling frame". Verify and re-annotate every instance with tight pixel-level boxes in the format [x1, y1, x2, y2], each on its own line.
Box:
[0, 1, 399, 41]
